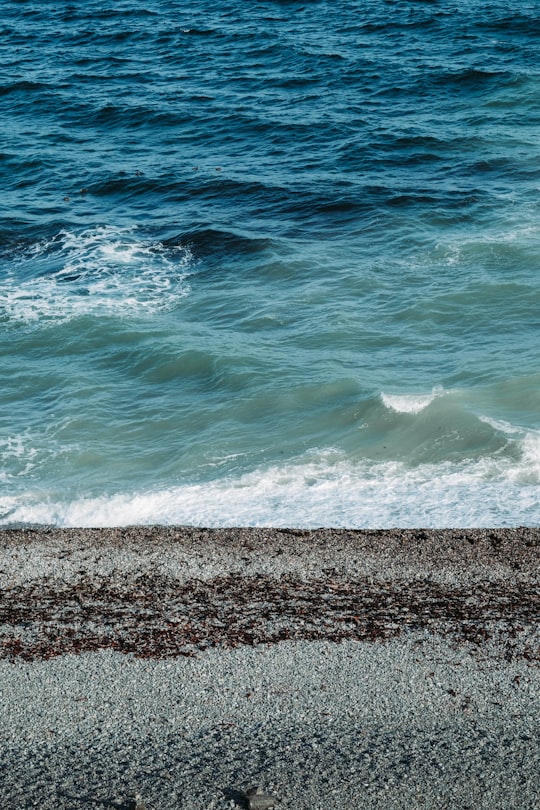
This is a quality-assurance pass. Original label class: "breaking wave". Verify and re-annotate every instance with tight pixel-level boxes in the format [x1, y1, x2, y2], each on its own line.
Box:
[2, 434, 540, 528]
[380, 387, 445, 415]
[0, 226, 192, 324]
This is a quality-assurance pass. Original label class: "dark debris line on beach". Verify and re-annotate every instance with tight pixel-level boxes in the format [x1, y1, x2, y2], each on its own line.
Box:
[1, 573, 539, 662]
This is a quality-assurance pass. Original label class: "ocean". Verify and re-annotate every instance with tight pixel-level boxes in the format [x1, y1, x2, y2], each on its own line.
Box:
[1, 0, 539, 528]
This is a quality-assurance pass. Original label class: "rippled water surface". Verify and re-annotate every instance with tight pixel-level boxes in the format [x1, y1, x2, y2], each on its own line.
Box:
[1, 0, 540, 526]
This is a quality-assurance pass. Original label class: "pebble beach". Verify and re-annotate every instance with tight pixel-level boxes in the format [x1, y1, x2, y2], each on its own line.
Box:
[3, 2, 540, 806]
[1, 527, 539, 809]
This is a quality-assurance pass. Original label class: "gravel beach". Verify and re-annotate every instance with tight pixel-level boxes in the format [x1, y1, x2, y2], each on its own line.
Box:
[1, 527, 539, 809]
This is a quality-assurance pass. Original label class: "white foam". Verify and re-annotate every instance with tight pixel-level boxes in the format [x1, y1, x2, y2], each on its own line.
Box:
[380, 386, 443, 415]
[511, 430, 540, 485]
[0, 435, 31, 460]
[478, 415, 526, 435]
[1, 226, 192, 324]
[0, 433, 38, 480]
[3, 442, 540, 529]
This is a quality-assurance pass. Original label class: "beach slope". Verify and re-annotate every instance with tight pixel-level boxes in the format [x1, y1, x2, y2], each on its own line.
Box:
[1, 527, 539, 809]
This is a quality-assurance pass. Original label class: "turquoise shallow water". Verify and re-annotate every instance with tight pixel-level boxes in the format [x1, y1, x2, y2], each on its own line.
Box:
[1, 0, 540, 527]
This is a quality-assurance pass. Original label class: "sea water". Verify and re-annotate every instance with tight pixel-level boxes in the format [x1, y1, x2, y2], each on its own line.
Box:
[1, 0, 539, 528]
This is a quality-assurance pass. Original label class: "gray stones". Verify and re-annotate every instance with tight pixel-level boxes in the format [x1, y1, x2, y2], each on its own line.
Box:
[127, 792, 146, 810]
[244, 785, 277, 810]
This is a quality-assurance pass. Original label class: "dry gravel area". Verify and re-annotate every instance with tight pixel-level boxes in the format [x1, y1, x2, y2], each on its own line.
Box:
[0, 527, 539, 809]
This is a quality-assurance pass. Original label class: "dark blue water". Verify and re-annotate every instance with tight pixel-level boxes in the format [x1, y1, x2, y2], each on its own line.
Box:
[1, 0, 540, 527]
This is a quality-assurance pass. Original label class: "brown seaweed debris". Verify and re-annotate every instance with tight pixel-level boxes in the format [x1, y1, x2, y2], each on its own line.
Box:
[1, 572, 539, 662]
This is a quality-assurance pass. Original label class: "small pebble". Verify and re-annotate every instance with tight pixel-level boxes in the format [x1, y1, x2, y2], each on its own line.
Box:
[127, 792, 146, 810]
[245, 785, 277, 810]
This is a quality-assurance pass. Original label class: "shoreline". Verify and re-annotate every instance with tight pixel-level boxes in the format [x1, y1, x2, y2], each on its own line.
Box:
[1, 527, 539, 808]
[1, 526, 539, 661]
[3, 525, 539, 583]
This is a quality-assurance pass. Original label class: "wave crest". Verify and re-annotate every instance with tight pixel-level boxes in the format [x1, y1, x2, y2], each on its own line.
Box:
[3, 442, 540, 529]
[380, 386, 444, 415]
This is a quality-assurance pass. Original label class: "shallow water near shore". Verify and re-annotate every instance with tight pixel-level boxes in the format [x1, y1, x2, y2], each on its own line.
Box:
[2, 0, 540, 527]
